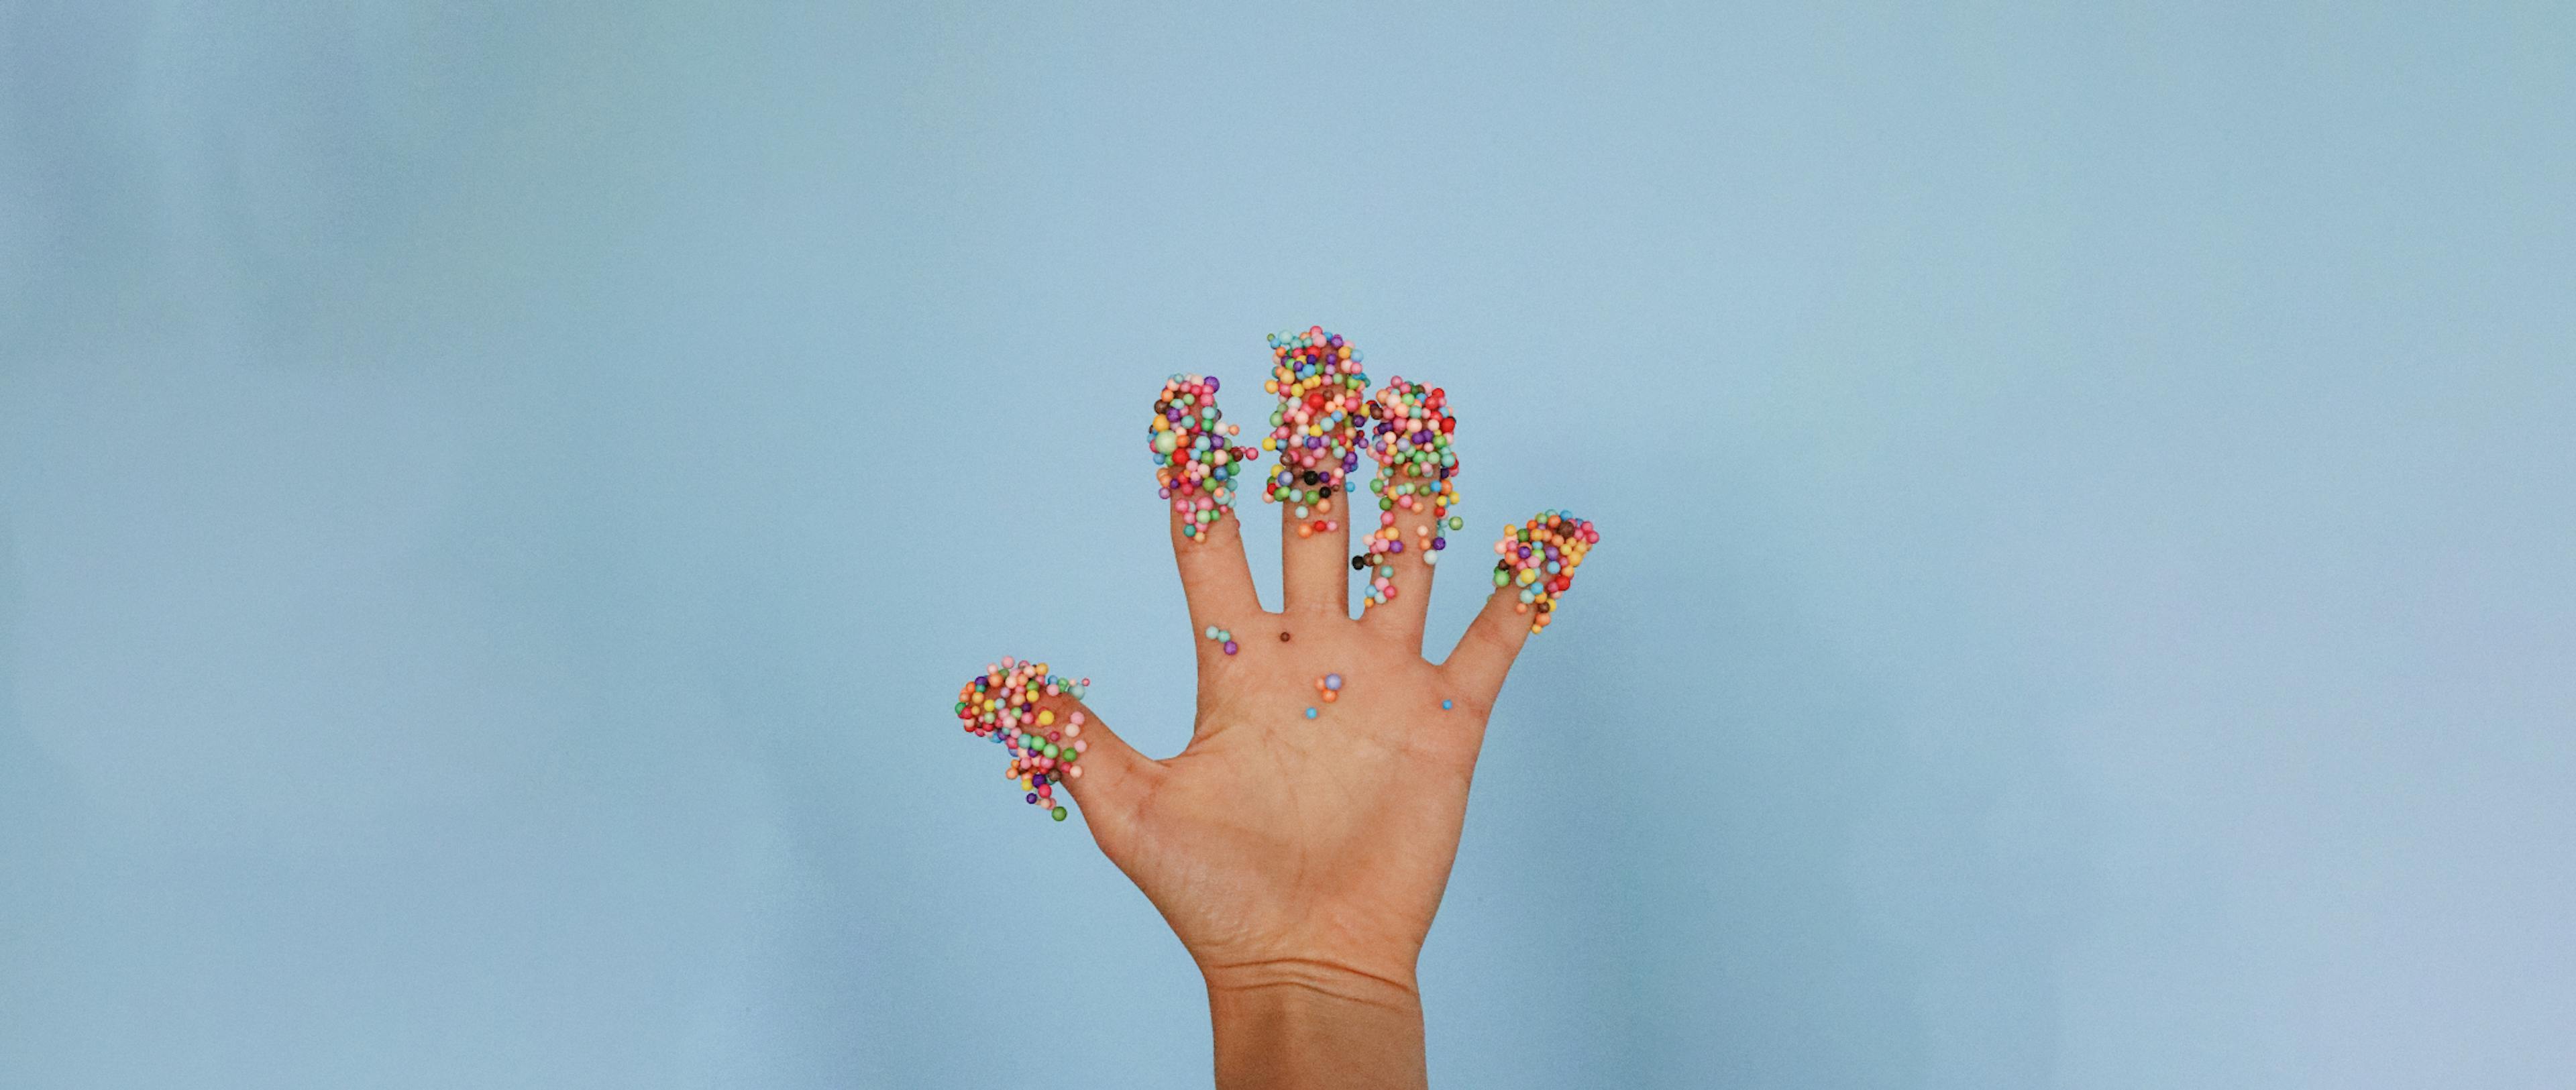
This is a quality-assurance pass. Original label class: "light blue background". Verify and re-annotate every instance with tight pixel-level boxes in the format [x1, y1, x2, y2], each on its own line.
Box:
[5, 3, 2571, 1087]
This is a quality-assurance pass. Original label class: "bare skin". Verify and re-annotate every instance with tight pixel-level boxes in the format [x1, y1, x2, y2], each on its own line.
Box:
[1030, 437, 1562, 1090]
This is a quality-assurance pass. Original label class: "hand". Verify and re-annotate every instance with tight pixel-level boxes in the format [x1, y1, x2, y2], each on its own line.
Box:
[955, 330, 1596, 1089]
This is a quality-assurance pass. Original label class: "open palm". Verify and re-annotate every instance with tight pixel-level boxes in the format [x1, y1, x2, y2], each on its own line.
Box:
[953, 330, 1596, 1085]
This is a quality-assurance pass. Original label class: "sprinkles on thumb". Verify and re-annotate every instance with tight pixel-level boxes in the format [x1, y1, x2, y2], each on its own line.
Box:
[953, 656, 1091, 822]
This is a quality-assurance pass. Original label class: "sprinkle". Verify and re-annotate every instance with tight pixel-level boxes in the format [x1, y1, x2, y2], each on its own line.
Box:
[1442, 699, 1454, 710]
[1222, 640, 1238, 655]
[951, 657, 1091, 821]
[1324, 673, 1343, 691]
[1493, 510, 1602, 634]
[1152, 374, 1250, 543]
[1305, 706, 1320, 719]
[1279, 631, 1291, 642]
[1260, 327, 1371, 519]
[1355, 376, 1461, 612]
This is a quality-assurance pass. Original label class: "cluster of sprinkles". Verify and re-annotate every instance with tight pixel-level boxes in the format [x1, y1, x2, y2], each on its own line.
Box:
[1260, 327, 1370, 539]
[1314, 671, 1344, 704]
[1203, 624, 1239, 655]
[1152, 374, 1250, 542]
[953, 657, 1090, 822]
[1354, 376, 1464, 610]
[1494, 510, 1601, 635]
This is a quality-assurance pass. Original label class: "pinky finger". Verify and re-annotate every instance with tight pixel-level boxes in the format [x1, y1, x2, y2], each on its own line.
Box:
[1440, 510, 1602, 703]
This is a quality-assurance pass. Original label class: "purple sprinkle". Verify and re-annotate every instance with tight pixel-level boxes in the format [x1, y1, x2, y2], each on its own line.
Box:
[1206, 376, 1220, 392]
[1432, 536, 1447, 549]
[1390, 540, 1405, 553]
[1222, 640, 1238, 655]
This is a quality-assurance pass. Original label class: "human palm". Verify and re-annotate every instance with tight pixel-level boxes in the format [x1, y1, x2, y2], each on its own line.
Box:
[954, 329, 1596, 1085]
[1067, 506, 1514, 998]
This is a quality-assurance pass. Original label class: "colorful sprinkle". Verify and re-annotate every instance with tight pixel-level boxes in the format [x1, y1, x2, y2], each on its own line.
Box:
[1152, 374, 1250, 542]
[1260, 327, 1371, 522]
[1357, 376, 1460, 610]
[1493, 510, 1601, 634]
[1442, 699, 1454, 710]
[952, 657, 1093, 820]
[1222, 641, 1238, 655]
[1305, 706, 1320, 719]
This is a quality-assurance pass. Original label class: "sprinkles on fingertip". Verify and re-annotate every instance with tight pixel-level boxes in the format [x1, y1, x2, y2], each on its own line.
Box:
[953, 657, 1091, 821]
[1494, 510, 1601, 634]
[1153, 374, 1249, 542]
[1356, 376, 1462, 610]
[1260, 326, 1370, 540]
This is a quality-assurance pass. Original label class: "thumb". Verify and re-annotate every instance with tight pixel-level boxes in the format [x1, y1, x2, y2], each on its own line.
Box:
[953, 657, 1159, 834]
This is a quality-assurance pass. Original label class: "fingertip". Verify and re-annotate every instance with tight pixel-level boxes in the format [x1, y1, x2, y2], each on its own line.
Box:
[1355, 375, 1461, 637]
[1154, 374, 1265, 616]
[1150, 372, 1253, 547]
[1491, 508, 1603, 637]
[1443, 510, 1603, 694]
[952, 657, 1089, 822]
[1262, 325, 1369, 613]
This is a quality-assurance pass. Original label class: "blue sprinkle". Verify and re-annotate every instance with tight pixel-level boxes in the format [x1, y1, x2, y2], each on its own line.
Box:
[1304, 707, 1319, 719]
[1442, 700, 1454, 710]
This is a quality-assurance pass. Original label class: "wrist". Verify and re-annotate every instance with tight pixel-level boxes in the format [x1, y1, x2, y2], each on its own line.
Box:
[1204, 958, 1426, 1090]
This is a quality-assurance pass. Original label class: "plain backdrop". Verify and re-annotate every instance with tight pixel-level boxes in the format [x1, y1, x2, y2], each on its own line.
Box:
[4, 3, 2571, 1087]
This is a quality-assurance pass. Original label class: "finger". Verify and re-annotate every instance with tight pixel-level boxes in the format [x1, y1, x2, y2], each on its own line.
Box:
[953, 657, 1158, 837]
[1440, 510, 1603, 700]
[1355, 376, 1461, 650]
[1034, 692, 1158, 847]
[1150, 374, 1263, 620]
[1259, 325, 1371, 616]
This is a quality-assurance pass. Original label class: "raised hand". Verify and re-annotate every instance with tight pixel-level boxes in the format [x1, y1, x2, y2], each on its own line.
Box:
[951, 327, 1598, 1089]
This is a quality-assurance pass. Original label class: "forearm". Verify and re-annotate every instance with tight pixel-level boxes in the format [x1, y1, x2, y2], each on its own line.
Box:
[1206, 961, 1428, 1090]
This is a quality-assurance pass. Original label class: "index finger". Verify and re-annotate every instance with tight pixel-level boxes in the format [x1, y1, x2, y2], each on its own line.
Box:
[1150, 374, 1263, 622]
